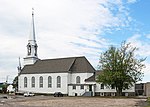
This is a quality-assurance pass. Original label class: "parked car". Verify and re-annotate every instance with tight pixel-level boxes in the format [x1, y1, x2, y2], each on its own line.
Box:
[24, 92, 35, 97]
[53, 92, 63, 97]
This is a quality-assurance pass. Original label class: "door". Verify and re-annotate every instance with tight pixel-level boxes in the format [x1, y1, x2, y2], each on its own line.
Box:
[89, 85, 92, 91]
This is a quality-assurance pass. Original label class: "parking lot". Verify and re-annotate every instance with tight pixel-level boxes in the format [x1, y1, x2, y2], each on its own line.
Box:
[0, 94, 147, 107]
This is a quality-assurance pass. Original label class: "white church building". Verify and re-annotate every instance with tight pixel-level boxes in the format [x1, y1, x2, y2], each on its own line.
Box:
[18, 11, 135, 96]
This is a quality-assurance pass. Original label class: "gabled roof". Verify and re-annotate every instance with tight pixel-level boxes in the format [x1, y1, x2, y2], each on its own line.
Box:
[85, 75, 95, 82]
[20, 56, 95, 74]
[85, 70, 103, 82]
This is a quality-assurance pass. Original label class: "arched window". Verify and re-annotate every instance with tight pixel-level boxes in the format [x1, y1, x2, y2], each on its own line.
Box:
[31, 77, 35, 88]
[76, 76, 80, 84]
[48, 76, 52, 88]
[39, 76, 43, 88]
[57, 76, 61, 88]
[24, 77, 27, 88]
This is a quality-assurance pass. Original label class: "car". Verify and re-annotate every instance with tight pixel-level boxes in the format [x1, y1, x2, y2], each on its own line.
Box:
[53, 92, 63, 97]
[24, 92, 35, 97]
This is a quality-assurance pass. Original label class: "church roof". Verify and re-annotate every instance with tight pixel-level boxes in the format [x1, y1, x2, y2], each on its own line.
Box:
[20, 56, 95, 74]
[85, 75, 95, 82]
[85, 70, 103, 82]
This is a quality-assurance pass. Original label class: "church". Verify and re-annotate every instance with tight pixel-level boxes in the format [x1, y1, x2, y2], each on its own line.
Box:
[18, 11, 135, 96]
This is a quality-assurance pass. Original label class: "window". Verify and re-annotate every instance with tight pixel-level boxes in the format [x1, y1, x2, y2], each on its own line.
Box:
[80, 85, 84, 89]
[57, 76, 61, 88]
[100, 92, 104, 96]
[124, 83, 129, 89]
[111, 93, 115, 96]
[31, 76, 35, 88]
[39, 76, 43, 88]
[73, 85, 76, 90]
[48, 76, 52, 88]
[24, 77, 27, 88]
[76, 76, 80, 84]
[101, 84, 104, 89]
[111, 84, 115, 89]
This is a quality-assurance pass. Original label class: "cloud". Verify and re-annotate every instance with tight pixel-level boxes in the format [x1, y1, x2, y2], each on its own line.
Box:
[0, 0, 133, 82]
[127, 0, 137, 4]
[142, 62, 150, 82]
[146, 34, 150, 39]
[127, 34, 150, 82]
[127, 34, 150, 57]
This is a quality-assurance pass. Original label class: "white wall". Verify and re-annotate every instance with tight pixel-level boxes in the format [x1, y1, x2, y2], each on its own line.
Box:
[24, 57, 37, 66]
[68, 85, 86, 96]
[18, 72, 135, 96]
[18, 73, 68, 94]
[18, 72, 94, 96]
[68, 73, 93, 84]
[95, 83, 135, 93]
[95, 83, 116, 93]
[68, 73, 94, 96]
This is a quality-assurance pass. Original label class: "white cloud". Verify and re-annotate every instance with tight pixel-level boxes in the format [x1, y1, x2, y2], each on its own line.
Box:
[0, 0, 132, 82]
[127, 34, 150, 57]
[146, 34, 150, 39]
[127, 0, 137, 4]
[127, 34, 150, 82]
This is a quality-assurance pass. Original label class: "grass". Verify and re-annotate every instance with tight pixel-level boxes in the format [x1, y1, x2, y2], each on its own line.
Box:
[145, 97, 150, 107]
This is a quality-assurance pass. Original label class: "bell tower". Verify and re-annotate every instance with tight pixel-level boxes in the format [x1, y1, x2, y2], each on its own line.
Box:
[24, 9, 38, 65]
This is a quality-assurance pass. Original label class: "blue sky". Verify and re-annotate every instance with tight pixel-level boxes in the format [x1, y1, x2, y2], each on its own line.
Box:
[0, 0, 150, 83]
[104, 0, 150, 42]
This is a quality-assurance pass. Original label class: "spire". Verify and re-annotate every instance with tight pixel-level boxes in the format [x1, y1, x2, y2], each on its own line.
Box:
[24, 8, 38, 65]
[18, 57, 21, 68]
[17, 57, 21, 72]
[29, 8, 36, 42]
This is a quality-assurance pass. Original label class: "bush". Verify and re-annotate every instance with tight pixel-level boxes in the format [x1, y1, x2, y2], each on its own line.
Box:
[146, 97, 150, 107]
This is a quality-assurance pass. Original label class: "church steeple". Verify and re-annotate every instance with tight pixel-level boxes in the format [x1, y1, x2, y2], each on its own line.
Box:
[29, 9, 36, 42]
[24, 9, 38, 65]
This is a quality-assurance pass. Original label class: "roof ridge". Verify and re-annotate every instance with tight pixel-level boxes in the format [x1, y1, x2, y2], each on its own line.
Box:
[68, 57, 76, 71]
[84, 57, 96, 72]
[40, 56, 85, 61]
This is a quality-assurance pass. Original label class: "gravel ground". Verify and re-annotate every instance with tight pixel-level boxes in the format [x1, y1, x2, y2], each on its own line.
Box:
[0, 95, 147, 107]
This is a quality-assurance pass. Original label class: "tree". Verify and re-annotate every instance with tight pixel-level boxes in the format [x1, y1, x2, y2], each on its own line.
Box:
[96, 41, 146, 96]
[12, 76, 18, 92]
[2, 83, 8, 93]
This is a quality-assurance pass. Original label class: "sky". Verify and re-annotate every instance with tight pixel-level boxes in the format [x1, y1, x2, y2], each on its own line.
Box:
[0, 0, 150, 83]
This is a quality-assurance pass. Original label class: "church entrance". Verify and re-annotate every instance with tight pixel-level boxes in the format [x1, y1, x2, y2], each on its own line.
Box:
[89, 85, 92, 91]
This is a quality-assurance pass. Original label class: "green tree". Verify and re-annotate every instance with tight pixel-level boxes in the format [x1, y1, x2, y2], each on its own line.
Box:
[2, 83, 8, 93]
[12, 76, 18, 92]
[96, 41, 146, 96]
